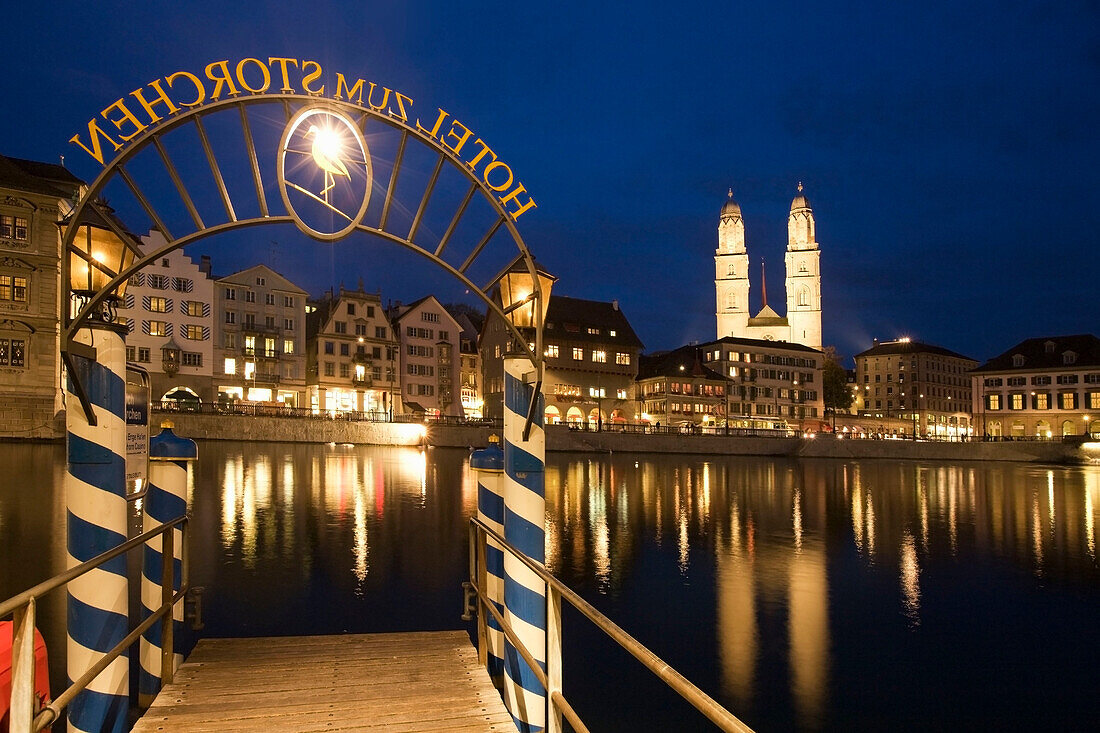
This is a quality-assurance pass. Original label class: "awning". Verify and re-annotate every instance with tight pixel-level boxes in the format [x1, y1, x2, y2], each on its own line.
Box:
[404, 401, 426, 413]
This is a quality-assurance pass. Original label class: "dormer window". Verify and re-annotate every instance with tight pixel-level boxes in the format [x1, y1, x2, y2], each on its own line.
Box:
[1012, 354, 1025, 367]
[1044, 341, 1056, 354]
[1063, 351, 1077, 365]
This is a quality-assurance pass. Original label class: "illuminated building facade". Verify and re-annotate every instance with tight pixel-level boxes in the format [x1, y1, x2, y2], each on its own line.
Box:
[390, 295, 463, 417]
[715, 185, 822, 351]
[0, 154, 81, 438]
[971, 334, 1100, 438]
[636, 346, 728, 428]
[481, 295, 643, 425]
[450, 310, 484, 418]
[698, 336, 824, 430]
[117, 230, 214, 402]
[214, 264, 307, 406]
[855, 338, 977, 438]
[306, 286, 399, 415]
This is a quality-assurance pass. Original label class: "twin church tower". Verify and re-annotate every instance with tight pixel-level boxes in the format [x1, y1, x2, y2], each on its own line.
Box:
[714, 184, 822, 352]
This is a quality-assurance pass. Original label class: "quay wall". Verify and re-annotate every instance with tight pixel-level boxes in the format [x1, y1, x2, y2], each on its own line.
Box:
[142, 414, 1092, 464]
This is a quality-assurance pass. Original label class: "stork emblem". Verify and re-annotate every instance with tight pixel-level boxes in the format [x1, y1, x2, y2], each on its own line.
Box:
[277, 107, 373, 241]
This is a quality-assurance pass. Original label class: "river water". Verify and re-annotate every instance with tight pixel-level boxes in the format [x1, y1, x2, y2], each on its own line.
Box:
[1, 442, 1098, 731]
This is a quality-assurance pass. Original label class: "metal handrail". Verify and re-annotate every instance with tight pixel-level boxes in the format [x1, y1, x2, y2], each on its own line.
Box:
[465, 517, 754, 733]
[1, 516, 189, 733]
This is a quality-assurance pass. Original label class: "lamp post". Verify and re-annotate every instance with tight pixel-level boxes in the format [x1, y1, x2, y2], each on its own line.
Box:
[61, 202, 139, 733]
[497, 259, 555, 732]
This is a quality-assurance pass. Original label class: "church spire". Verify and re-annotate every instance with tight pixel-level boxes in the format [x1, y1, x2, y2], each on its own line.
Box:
[761, 258, 768, 308]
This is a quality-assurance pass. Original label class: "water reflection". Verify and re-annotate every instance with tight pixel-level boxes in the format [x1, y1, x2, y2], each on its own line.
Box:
[3, 446, 1100, 732]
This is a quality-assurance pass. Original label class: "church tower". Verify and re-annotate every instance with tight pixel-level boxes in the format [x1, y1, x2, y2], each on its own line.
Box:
[715, 190, 750, 339]
[784, 183, 822, 351]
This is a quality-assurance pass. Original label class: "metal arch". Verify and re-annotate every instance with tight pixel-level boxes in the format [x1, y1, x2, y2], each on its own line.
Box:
[62, 91, 548, 423]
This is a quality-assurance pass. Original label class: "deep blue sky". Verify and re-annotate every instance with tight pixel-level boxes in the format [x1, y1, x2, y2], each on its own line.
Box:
[4, 2, 1097, 364]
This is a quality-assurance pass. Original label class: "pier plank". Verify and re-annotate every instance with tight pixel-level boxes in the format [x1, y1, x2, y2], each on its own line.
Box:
[132, 630, 515, 732]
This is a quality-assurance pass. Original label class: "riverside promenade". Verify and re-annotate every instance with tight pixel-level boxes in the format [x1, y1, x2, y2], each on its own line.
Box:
[150, 412, 1094, 464]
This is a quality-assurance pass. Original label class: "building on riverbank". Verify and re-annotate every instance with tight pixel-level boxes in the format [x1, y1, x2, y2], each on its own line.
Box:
[481, 294, 644, 425]
[389, 295, 462, 418]
[971, 333, 1100, 438]
[117, 230, 215, 403]
[699, 336, 825, 431]
[306, 285, 400, 416]
[214, 264, 307, 407]
[637, 346, 729, 429]
[855, 338, 978, 439]
[0, 154, 82, 439]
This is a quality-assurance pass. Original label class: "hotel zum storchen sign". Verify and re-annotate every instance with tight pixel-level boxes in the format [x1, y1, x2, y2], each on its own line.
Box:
[69, 56, 537, 229]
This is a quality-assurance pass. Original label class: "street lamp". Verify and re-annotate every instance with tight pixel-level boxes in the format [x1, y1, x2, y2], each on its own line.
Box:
[498, 259, 556, 438]
[63, 202, 138, 325]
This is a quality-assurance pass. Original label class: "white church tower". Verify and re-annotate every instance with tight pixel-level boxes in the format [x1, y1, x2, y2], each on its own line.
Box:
[784, 183, 822, 351]
[715, 190, 750, 339]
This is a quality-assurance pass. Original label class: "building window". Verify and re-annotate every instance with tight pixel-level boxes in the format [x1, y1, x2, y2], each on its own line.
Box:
[340, 343, 350, 356]
[0, 216, 29, 241]
[324, 362, 335, 377]
[375, 326, 387, 339]
[264, 338, 276, 357]
[1010, 393, 1024, 410]
[182, 352, 202, 367]
[225, 311, 236, 324]
[617, 388, 628, 399]
[245, 290, 255, 303]
[283, 295, 294, 307]
[224, 287, 236, 300]
[244, 313, 255, 327]
[185, 301, 204, 317]
[256, 277, 265, 286]
[147, 321, 167, 337]
[225, 333, 237, 349]
[334, 321, 347, 334]
[135, 347, 150, 363]
[325, 341, 334, 355]
[422, 311, 439, 322]
[1060, 392, 1078, 410]
[1089, 392, 1100, 409]
[283, 339, 294, 354]
[987, 394, 1001, 410]
[126, 346, 135, 361]
[145, 296, 167, 313]
[0, 275, 27, 302]
[545, 345, 559, 358]
[339, 363, 350, 378]
[244, 335, 256, 355]
[265, 293, 275, 305]
[0, 339, 24, 367]
[354, 323, 367, 336]
[147, 274, 169, 290]
[1035, 393, 1050, 410]
[592, 350, 607, 363]
[573, 347, 583, 360]
[616, 352, 630, 365]
[184, 325, 204, 340]
[284, 318, 295, 331]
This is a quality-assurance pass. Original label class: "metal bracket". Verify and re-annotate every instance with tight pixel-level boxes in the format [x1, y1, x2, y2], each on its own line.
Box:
[523, 378, 542, 442]
[461, 581, 476, 622]
[186, 586, 205, 631]
[60, 346, 98, 426]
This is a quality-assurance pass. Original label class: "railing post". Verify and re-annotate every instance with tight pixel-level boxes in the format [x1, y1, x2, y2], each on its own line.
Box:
[140, 422, 196, 707]
[65, 325, 129, 733]
[159, 528, 175, 687]
[10, 598, 36, 733]
[502, 356, 547, 733]
[546, 586, 563, 733]
[476, 525, 489, 668]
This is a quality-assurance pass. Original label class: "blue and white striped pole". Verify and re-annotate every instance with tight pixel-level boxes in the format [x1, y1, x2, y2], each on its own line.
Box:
[139, 423, 196, 706]
[502, 356, 547, 732]
[471, 435, 506, 687]
[65, 327, 129, 733]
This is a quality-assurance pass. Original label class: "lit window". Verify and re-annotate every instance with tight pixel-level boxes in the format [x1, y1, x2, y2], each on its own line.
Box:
[1010, 394, 1024, 410]
[573, 347, 583, 360]
[545, 344, 559, 358]
[1035, 393, 1049, 410]
[284, 339, 295, 354]
[617, 388, 627, 399]
[988, 394, 1001, 410]
[147, 320, 167, 337]
[244, 335, 256, 355]
[1089, 392, 1100, 409]
[184, 325, 204, 340]
[265, 338, 276, 357]
[592, 350, 607, 363]
[224, 358, 236, 375]
[182, 353, 202, 367]
[244, 361, 255, 379]
[1060, 392, 1077, 410]
[186, 301, 204, 317]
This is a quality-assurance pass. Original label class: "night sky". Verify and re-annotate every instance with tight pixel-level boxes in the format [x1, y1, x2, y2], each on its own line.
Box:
[4, 2, 1097, 364]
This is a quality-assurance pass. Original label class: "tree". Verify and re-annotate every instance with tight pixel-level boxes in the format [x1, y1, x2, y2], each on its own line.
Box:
[822, 347, 853, 413]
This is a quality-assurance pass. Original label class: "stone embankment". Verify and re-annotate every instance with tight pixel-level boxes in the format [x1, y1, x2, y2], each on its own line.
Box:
[149, 413, 1094, 464]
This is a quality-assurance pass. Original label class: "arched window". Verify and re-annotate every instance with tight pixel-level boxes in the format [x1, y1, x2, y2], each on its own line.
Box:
[1061, 420, 1076, 437]
[727, 264, 736, 276]
[726, 291, 737, 310]
[798, 261, 808, 273]
[797, 287, 810, 307]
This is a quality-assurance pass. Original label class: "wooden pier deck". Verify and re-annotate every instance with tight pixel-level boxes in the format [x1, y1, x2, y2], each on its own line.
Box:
[131, 631, 516, 732]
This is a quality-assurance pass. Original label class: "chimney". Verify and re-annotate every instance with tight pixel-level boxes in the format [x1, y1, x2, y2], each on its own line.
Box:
[612, 299, 619, 311]
[873, 338, 879, 347]
[199, 255, 212, 277]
